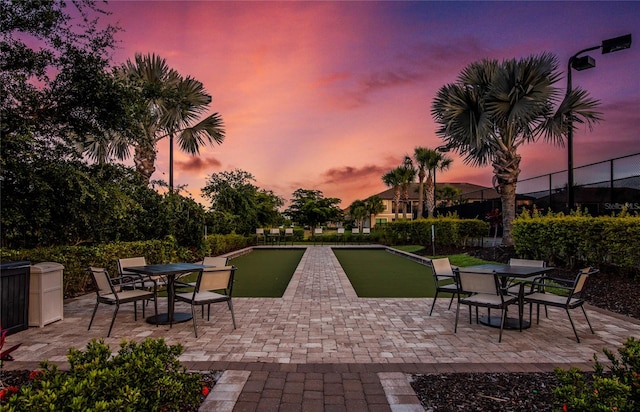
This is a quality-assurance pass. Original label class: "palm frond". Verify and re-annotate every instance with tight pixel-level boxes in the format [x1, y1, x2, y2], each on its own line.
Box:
[178, 113, 225, 154]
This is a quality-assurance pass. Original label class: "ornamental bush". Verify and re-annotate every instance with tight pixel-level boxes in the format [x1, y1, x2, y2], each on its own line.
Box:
[2, 338, 203, 411]
[383, 217, 488, 247]
[0, 234, 252, 297]
[512, 208, 640, 272]
[554, 337, 640, 411]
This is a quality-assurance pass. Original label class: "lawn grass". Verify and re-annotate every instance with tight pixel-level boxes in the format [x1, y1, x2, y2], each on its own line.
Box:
[333, 248, 436, 297]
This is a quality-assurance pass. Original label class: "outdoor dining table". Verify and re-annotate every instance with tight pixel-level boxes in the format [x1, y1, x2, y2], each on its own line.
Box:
[463, 263, 554, 329]
[123, 263, 207, 325]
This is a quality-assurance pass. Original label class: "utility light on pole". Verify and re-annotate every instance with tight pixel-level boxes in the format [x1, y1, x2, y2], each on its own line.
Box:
[566, 34, 632, 210]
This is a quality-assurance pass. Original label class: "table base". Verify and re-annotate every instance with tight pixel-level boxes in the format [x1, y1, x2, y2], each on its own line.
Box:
[146, 312, 192, 325]
[479, 315, 530, 330]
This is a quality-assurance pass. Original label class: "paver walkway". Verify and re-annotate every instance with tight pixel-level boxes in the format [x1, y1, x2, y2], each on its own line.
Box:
[5, 246, 640, 411]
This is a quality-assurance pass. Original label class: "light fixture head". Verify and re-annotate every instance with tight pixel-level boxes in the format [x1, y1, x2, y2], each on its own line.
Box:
[602, 34, 632, 54]
[572, 55, 596, 71]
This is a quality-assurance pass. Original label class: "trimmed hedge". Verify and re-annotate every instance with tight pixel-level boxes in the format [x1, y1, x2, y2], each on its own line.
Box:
[381, 218, 489, 247]
[512, 211, 640, 272]
[0, 234, 251, 298]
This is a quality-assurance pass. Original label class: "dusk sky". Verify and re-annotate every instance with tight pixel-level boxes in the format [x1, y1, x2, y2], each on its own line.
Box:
[102, 1, 639, 207]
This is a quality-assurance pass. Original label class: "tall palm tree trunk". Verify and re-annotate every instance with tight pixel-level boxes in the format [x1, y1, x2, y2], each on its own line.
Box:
[492, 150, 521, 247]
[402, 190, 409, 219]
[393, 188, 400, 220]
[417, 170, 425, 219]
[133, 143, 157, 183]
[425, 174, 435, 218]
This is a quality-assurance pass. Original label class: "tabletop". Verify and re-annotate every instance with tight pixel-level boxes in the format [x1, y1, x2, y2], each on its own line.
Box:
[463, 263, 552, 278]
[123, 263, 207, 276]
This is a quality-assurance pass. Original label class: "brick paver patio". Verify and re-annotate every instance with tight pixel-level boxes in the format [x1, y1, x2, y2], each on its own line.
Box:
[4, 246, 640, 411]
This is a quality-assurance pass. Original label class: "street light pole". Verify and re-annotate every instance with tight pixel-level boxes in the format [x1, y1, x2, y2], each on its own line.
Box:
[566, 34, 632, 211]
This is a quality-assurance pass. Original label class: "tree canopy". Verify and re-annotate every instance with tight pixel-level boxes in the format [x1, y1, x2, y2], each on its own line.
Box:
[284, 189, 342, 232]
[431, 52, 600, 245]
[201, 169, 283, 235]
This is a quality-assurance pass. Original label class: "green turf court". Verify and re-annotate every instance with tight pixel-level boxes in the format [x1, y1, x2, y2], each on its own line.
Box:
[229, 248, 305, 297]
[180, 247, 488, 298]
[332, 248, 437, 298]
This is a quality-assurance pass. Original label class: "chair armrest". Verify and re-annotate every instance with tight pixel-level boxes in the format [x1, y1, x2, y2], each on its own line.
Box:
[117, 275, 157, 290]
[527, 277, 573, 293]
[174, 280, 193, 288]
[539, 276, 574, 285]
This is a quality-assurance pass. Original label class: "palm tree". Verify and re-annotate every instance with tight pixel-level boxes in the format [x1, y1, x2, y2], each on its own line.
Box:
[382, 169, 403, 220]
[413, 147, 453, 218]
[425, 151, 452, 218]
[349, 199, 368, 230]
[365, 195, 385, 228]
[399, 158, 417, 219]
[105, 54, 225, 189]
[431, 52, 600, 246]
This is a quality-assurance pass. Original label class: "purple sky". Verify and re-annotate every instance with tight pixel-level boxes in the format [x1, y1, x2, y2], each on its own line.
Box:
[102, 1, 640, 206]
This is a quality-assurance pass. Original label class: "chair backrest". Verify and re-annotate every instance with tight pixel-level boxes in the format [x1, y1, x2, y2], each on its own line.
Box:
[457, 269, 499, 295]
[314, 228, 322, 235]
[362, 228, 370, 235]
[509, 258, 545, 267]
[117, 257, 146, 276]
[196, 266, 235, 294]
[201, 256, 229, 268]
[285, 228, 294, 235]
[431, 258, 455, 278]
[337, 228, 345, 234]
[270, 228, 280, 235]
[351, 228, 359, 235]
[572, 268, 598, 296]
[88, 267, 116, 297]
[256, 228, 265, 235]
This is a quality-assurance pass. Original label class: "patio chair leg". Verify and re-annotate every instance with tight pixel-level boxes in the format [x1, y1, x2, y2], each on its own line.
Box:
[153, 295, 158, 328]
[565, 309, 581, 343]
[191, 305, 198, 338]
[108, 304, 119, 338]
[88, 302, 99, 330]
[498, 308, 506, 343]
[228, 300, 236, 329]
[581, 306, 594, 334]
[429, 291, 439, 316]
[447, 295, 455, 310]
[454, 302, 461, 333]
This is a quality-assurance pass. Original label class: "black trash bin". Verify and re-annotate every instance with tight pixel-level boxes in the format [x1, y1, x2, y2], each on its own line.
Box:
[0, 261, 31, 335]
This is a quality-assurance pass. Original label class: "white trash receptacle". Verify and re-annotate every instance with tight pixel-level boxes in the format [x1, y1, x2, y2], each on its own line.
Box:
[29, 262, 64, 327]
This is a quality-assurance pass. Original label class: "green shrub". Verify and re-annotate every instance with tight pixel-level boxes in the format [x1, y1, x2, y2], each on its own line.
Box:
[554, 337, 640, 411]
[1, 338, 203, 411]
[383, 218, 488, 247]
[0, 235, 251, 297]
[512, 209, 640, 272]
